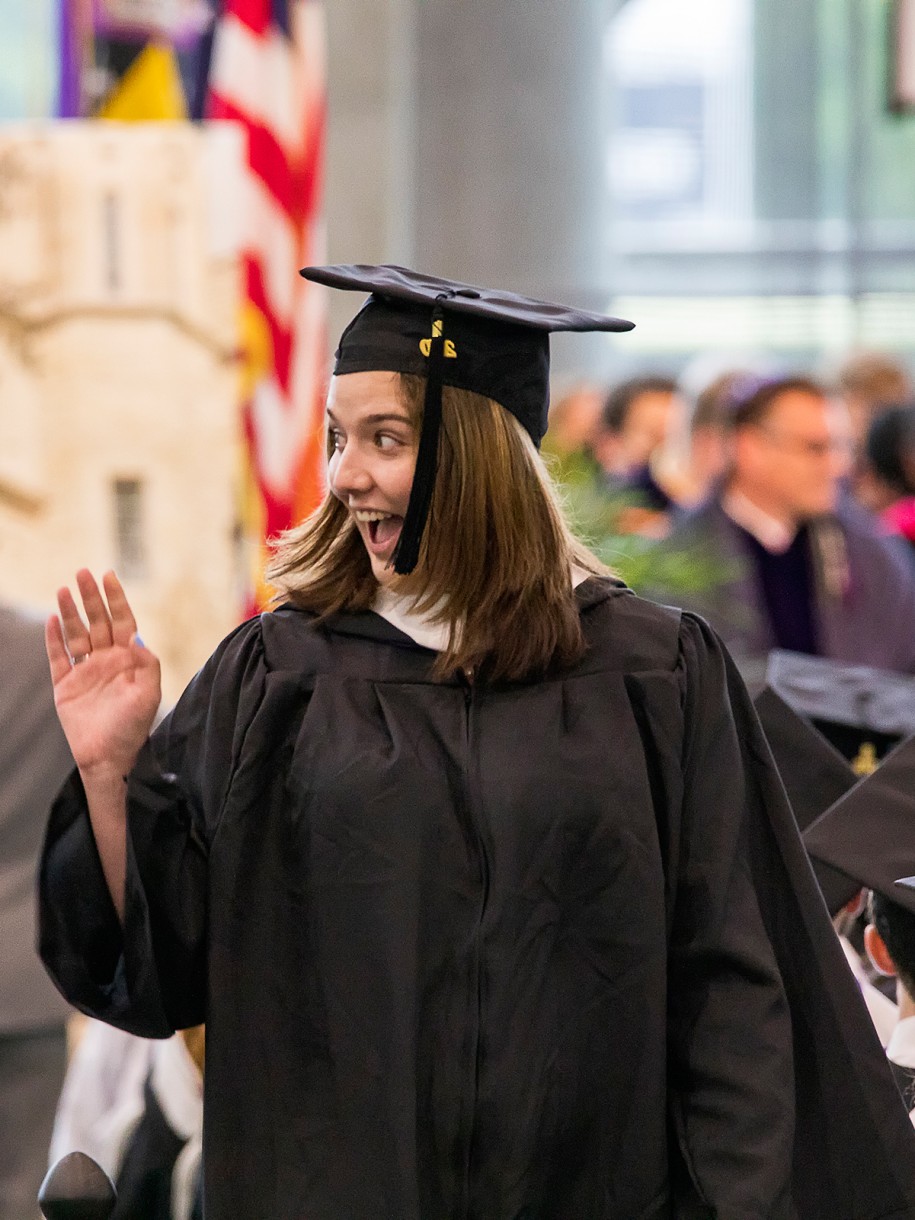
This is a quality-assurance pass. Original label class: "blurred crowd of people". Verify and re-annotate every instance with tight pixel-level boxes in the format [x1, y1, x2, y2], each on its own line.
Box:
[548, 348, 915, 681]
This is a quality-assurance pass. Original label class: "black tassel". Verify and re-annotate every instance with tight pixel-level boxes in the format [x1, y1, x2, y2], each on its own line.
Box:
[392, 303, 446, 575]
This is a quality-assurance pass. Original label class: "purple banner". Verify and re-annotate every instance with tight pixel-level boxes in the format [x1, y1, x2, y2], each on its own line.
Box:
[57, 0, 85, 116]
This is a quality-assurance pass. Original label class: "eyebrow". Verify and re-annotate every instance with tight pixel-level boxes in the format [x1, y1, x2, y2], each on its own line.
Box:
[325, 410, 413, 426]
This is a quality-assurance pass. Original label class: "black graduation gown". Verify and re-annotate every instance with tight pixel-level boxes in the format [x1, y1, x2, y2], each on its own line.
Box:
[39, 579, 915, 1219]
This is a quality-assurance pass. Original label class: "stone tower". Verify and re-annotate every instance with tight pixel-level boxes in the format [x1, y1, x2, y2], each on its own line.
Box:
[0, 122, 245, 703]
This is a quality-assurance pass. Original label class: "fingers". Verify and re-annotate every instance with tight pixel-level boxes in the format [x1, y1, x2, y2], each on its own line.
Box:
[45, 615, 73, 685]
[55, 570, 139, 661]
[76, 569, 114, 652]
[103, 571, 138, 647]
[57, 583, 92, 662]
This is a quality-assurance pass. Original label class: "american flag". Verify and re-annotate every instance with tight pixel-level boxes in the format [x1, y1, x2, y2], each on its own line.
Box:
[207, 0, 327, 614]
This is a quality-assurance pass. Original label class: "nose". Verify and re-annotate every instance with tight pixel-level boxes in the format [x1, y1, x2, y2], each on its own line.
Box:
[329, 440, 373, 500]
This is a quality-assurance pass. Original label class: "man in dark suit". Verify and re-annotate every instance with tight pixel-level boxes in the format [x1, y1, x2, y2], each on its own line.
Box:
[0, 603, 73, 1219]
[656, 375, 915, 679]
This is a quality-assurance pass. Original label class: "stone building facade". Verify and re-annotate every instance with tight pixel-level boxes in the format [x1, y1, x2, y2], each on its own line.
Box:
[0, 122, 245, 704]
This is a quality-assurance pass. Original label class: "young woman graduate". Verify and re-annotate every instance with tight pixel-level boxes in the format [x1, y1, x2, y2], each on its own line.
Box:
[40, 266, 915, 1220]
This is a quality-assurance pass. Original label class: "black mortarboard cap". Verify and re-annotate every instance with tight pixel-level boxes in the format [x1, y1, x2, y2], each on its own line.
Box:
[803, 734, 915, 916]
[754, 685, 862, 912]
[760, 651, 915, 914]
[755, 686, 857, 831]
[765, 649, 915, 773]
[300, 264, 635, 574]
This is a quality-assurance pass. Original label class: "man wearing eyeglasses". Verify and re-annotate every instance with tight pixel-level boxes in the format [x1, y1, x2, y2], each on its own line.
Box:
[654, 375, 915, 679]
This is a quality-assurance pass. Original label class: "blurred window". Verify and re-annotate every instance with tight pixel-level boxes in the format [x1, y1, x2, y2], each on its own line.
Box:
[606, 0, 753, 234]
[0, 0, 57, 118]
[605, 0, 915, 367]
[113, 478, 147, 580]
[103, 192, 122, 294]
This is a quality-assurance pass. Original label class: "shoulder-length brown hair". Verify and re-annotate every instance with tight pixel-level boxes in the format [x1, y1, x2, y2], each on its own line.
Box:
[266, 374, 609, 682]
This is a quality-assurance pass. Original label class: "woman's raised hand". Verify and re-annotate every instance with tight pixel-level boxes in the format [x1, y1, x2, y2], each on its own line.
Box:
[46, 570, 161, 780]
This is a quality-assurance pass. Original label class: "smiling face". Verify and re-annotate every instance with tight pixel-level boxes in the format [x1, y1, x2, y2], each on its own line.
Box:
[326, 370, 418, 586]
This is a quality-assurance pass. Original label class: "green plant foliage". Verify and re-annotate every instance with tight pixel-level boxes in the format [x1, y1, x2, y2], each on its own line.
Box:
[550, 450, 736, 597]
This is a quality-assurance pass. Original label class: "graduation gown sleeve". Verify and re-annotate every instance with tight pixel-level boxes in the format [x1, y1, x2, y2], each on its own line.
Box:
[664, 614, 795, 1217]
[39, 618, 268, 1038]
[672, 614, 915, 1218]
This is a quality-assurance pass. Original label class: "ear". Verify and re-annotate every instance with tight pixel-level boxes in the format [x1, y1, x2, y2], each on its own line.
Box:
[864, 922, 898, 978]
[730, 426, 757, 473]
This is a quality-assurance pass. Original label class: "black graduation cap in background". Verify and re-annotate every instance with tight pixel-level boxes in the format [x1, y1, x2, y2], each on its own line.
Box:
[765, 649, 915, 773]
[754, 686, 863, 913]
[803, 735, 915, 917]
[754, 686, 857, 831]
[757, 651, 915, 915]
[301, 264, 635, 574]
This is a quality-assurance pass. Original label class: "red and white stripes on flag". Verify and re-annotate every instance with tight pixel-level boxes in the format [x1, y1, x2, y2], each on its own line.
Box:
[207, 0, 327, 614]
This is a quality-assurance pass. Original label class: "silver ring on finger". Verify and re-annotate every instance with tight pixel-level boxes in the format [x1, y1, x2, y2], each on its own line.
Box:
[71, 652, 90, 665]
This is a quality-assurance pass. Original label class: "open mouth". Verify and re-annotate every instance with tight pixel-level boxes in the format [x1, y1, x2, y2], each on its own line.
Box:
[353, 510, 403, 550]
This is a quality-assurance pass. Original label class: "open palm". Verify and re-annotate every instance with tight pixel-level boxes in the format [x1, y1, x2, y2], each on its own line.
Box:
[46, 569, 161, 777]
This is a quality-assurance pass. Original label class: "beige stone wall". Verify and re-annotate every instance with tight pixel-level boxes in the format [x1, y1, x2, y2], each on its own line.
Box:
[0, 122, 246, 705]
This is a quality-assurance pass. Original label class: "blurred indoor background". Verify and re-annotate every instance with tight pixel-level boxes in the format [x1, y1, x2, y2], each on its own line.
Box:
[0, 0, 913, 688]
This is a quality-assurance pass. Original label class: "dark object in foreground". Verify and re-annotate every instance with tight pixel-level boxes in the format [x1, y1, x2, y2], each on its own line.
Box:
[38, 1152, 116, 1220]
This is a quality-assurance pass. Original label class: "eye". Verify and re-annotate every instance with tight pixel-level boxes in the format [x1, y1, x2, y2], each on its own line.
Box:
[375, 432, 401, 451]
[328, 427, 345, 451]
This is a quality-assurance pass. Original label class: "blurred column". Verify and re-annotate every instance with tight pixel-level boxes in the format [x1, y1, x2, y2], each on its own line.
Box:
[324, 0, 612, 378]
[324, 0, 418, 345]
[414, 0, 610, 376]
[753, 0, 820, 222]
